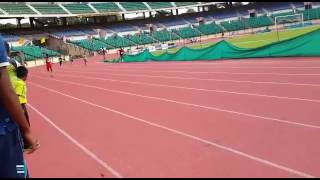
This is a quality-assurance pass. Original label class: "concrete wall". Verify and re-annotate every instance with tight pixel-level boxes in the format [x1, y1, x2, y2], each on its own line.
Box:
[25, 56, 70, 68]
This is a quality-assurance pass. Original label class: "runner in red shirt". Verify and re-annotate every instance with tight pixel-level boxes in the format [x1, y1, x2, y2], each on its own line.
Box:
[45, 54, 53, 77]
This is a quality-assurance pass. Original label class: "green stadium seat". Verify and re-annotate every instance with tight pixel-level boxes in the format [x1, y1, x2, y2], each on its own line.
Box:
[72, 39, 114, 51]
[173, 26, 202, 38]
[220, 19, 247, 32]
[196, 22, 223, 35]
[151, 30, 180, 42]
[91, 3, 121, 13]
[301, 7, 320, 20]
[245, 16, 273, 28]
[98, 35, 136, 48]
[31, 4, 68, 14]
[174, 2, 199, 7]
[126, 32, 156, 45]
[62, 4, 95, 14]
[120, 2, 148, 11]
[0, 4, 36, 15]
[147, 2, 173, 9]
[12, 45, 60, 61]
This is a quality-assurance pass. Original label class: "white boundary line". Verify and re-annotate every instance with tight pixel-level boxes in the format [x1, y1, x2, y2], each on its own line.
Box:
[64, 68, 320, 76]
[93, 59, 320, 67]
[30, 76, 320, 130]
[28, 82, 315, 178]
[54, 70, 320, 88]
[65, 65, 320, 70]
[28, 104, 123, 178]
[57, 67, 320, 76]
[33, 73, 320, 104]
[59, 68, 320, 76]
[65, 64, 320, 70]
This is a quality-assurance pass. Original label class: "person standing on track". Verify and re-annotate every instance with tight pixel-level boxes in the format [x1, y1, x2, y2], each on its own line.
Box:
[83, 55, 88, 66]
[119, 47, 125, 63]
[0, 36, 39, 178]
[59, 56, 63, 67]
[70, 56, 74, 64]
[45, 54, 53, 76]
[102, 48, 106, 61]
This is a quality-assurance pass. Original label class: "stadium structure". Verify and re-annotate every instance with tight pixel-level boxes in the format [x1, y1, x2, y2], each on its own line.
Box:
[0, 2, 319, 62]
[2, 2, 320, 178]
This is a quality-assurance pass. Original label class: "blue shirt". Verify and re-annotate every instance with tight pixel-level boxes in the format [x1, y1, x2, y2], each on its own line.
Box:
[0, 36, 18, 135]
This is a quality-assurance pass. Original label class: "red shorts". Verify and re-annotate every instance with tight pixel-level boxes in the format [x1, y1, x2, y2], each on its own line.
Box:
[46, 63, 52, 72]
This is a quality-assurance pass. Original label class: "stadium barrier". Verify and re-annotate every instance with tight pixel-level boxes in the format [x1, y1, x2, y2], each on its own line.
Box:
[123, 28, 320, 62]
[25, 56, 70, 68]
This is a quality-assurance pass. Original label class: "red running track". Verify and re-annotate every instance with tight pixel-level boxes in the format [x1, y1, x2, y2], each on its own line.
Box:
[25, 56, 320, 178]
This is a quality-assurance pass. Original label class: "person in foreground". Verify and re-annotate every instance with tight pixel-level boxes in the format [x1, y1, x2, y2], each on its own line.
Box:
[0, 36, 39, 178]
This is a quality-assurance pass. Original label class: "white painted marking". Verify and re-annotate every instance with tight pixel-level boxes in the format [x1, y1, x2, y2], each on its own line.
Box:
[28, 104, 123, 178]
[57, 70, 320, 87]
[28, 82, 315, 178]
[30, 77, 320, 130]
[57, 68, 320, 76]
[34, 73, 320, 104]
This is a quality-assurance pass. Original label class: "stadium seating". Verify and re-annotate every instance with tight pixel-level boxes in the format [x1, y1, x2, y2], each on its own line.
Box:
[12, 45, 60, 60]
[264, 2, 293, 12]
[98, 35, 136, 48]
[107, 25, 137, 32]
[211, 10, 238, 20]
[126, 32, 156, 45]
[245, 16, 273, 28]
[62, 4, 95, 14]
[173, 26, 202, 39]
[72, 39, 114, 51]
[52, 30, 87, 38]
[91, 3, 121, 13]
[119, 2, 148, 11]
[147, 2, 173, 9]
[31, 4, 68, 14]
[174, 2, 199, 7]
[196, 22, 223, 35]
[130, 21, 150, 30]
[78, 28, 97, 35]
[0, 4, 36, 15]
[220, 19, 247, 31]
[301, 7, 320, 21]
[22, 54, 37, 61]
[183, 16, 199, 24]
[151, 29, 180, 42]
[158, 18, 187, 27]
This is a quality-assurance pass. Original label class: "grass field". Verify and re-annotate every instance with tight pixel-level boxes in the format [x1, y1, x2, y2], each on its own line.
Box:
[152, 24, 320, 56]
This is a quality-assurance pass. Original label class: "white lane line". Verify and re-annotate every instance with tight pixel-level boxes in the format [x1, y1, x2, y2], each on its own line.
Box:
[30, 76, 320, 130]
[28, 104, 123, 178]
[55, 68, 320, 76]
[56, 70, 320, 87]
[63, 65, 320, 70]
[34, 73, 320, 104]
[28, 82, 315, 178]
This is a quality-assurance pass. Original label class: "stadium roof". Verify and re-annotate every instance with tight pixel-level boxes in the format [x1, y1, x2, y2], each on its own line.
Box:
[0, 2, 224, 18]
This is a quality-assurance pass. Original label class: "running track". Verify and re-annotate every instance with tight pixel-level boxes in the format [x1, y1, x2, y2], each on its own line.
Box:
[25, 56, 320, 177]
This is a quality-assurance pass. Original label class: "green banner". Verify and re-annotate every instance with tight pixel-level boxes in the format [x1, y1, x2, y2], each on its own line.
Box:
[123, 28, 320, 62]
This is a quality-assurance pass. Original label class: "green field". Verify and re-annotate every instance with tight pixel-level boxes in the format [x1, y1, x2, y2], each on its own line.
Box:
[152, 25, 320, 56]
